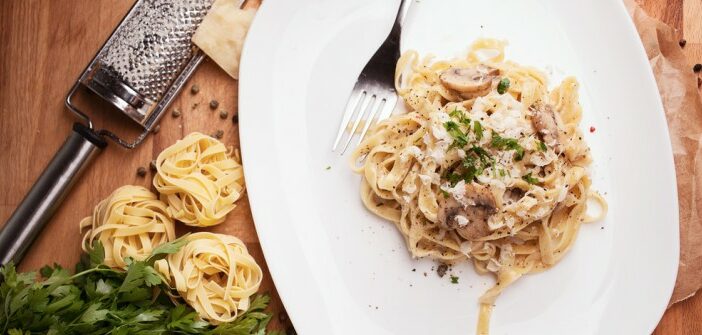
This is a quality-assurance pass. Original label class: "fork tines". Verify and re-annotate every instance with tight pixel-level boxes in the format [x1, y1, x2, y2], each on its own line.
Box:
[332, 85, 398, 154]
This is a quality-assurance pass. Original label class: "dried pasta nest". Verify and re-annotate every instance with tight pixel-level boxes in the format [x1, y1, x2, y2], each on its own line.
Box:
[153, 132, 245, 227]
[80, 185, 175, 269]
[155, 232, 262, 324]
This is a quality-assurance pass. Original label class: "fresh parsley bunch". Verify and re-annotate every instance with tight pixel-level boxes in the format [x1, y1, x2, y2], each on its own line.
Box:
[0, 237, 281, 335]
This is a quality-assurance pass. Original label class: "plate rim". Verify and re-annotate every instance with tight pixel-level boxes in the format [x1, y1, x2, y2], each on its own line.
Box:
[238, 0, 680, 333]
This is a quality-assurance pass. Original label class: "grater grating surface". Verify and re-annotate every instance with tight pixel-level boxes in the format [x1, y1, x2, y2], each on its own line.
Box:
[99, 0, 215, 102]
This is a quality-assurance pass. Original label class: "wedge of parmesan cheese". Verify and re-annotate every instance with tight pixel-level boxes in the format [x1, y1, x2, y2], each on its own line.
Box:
[192, 0, 256, 79]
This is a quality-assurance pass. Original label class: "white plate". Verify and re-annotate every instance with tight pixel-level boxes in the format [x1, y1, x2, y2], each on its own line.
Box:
[239, 0, 679, 334]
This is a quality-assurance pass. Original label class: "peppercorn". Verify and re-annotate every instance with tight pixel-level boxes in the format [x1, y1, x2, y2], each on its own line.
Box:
[136, 167, 147, 177]
[191, 84, 200, 94]
[209, 100, 219, 110]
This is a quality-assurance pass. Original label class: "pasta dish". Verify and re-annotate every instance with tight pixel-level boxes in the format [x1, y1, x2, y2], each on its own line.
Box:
[351, 39, 606, 333]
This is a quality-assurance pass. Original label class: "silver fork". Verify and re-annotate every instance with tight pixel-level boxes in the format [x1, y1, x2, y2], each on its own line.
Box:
[332, 0, 412, 154]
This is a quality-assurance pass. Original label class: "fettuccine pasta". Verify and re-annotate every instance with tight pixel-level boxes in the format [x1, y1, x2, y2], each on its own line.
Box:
[155, 232, 263, 324]
[80, 185, 175, 269]
[154, 132, 245, 227]
[352, 39, 607, 334]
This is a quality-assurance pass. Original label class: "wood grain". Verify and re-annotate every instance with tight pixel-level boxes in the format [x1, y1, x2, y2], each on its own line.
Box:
[0, 1, 699, 334]
[0, 0, 291, 332]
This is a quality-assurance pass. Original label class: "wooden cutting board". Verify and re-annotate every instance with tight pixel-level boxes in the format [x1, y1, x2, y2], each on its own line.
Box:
[0, 0, 699, 333]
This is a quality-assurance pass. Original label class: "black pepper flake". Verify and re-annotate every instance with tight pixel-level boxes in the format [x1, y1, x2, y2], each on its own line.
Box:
[152, 125, 160, 134]
[679, 39, 687, 48]
[191, 84, 200, 94]
[209, 100, 220, 109]
[412, 268, 416, 272]
[212, 129, 224, 139]
[219, 110, 229, 119]
[694, 63, 702, 73]
[136, 166, 147, 177]
[149, 160, 157, 172]
[171, 109, 181, 118]
[437, 263, 448, 278]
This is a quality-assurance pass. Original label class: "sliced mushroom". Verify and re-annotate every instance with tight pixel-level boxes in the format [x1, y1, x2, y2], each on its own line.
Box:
[530, 103, 562, 151]
[503, 187, 526, 205]
[437, 183, 497, 241]
[439, 65, 500, 99]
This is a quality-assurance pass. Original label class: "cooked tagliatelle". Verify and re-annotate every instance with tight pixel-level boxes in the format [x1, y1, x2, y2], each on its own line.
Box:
[154, 132, 245, 227]
[80, 185, 175, 269]
[155, 232, 263, 324]
[352, 39, 607, 334]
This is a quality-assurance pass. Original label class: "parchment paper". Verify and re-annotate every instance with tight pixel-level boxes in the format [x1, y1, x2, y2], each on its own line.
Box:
[625, 0, 702, 305]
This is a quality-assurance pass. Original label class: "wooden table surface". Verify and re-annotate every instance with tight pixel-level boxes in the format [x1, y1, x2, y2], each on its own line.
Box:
[0, 1, 700, 334]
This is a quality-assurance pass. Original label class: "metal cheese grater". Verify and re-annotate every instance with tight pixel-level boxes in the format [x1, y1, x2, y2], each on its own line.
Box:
[0, 0, 217, 265]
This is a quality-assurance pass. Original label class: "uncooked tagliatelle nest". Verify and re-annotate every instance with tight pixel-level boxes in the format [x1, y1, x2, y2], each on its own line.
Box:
[80, 185, 176, 269]
[153, 132, 245, 227]
[155, 232, 263, 324]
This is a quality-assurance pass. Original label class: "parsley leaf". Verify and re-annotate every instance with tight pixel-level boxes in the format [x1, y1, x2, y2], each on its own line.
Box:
[497, 77, 510, 94]
[473, 121, 484, 141]
[444, 121, 469, 149]
[87, 241, 105, 267]
[450, 275, 459, 284]
[491, 132, 525, 161]
[145, 234, 190, 263]
[449, 108, 472, 127]
[0, 241, 280, 335]
[537, 140, 547, 152]
[522, 172, 540, 184]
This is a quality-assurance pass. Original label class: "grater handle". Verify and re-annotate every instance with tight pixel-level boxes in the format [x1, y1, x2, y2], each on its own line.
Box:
[0, 123, 106, 265]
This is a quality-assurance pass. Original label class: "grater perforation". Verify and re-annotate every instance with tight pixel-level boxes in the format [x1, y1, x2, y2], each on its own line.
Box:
[70, 0, 215, 137]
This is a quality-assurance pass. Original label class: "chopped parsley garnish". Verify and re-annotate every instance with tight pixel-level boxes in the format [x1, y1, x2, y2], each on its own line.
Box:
[537, 140, 547, 152]
[522, 172, 540, 184]
[444, 146, 494, 186]
[325, 166, 331, 170]
[450, 275, 459, 284]
[446, 172, 463, 187]
[449, 108, 472, 127]
[498, 169, 506, 177]
[469, 146, 492, 165]
[440, 189, 450, 198]
[444, 121, 469, 148]
[473, 121, 484, 141]
[490, 132, 525, 161]
[497, 78, 510, 94]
